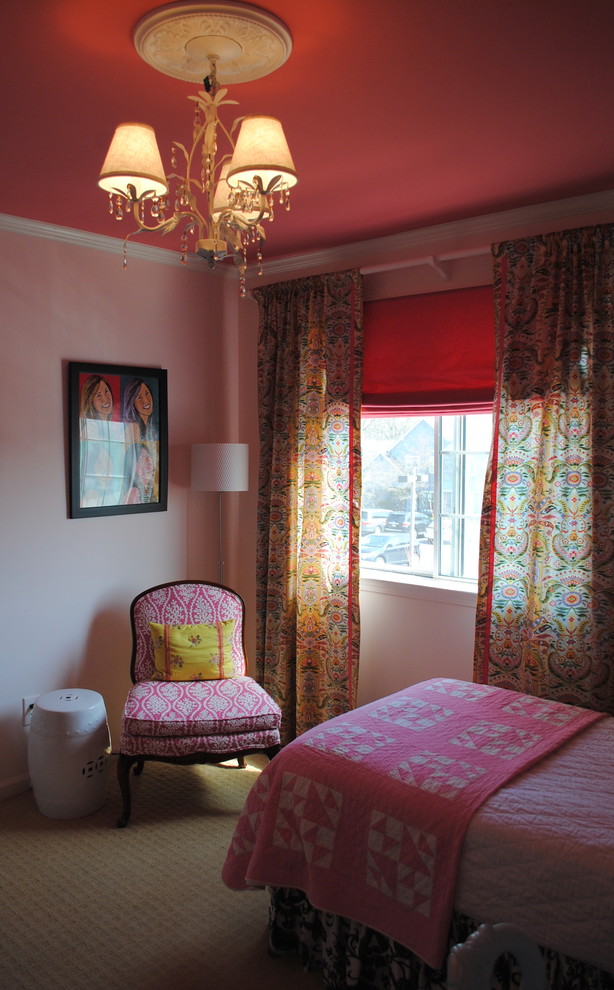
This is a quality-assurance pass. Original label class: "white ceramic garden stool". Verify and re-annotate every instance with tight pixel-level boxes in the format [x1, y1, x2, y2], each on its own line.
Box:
[28, 689, 111, 818]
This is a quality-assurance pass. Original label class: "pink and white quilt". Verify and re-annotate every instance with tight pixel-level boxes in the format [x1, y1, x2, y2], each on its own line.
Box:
[222, 678, 603, 968]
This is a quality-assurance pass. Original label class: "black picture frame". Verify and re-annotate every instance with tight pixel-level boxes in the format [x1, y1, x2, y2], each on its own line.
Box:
[69, 362, 168, 518]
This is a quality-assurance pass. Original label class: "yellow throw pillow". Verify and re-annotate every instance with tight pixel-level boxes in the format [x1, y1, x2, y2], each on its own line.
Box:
[149, 620, 236, 681]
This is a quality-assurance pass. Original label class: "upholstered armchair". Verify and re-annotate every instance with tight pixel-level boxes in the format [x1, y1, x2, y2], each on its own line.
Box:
[116, 580, 281, 827]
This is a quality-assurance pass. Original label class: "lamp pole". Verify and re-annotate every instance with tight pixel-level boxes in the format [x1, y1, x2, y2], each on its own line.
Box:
[190, 443, 249, 585]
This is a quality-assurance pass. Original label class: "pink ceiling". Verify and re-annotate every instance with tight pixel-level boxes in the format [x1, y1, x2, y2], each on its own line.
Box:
[3, 0, 614, 263]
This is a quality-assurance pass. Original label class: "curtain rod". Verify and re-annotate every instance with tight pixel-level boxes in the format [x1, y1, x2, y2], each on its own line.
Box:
[361, 246, 491, 279]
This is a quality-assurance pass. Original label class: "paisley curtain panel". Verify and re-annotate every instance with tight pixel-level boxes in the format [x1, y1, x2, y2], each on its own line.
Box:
[474, 225, 614, 714]
[254, 270, 363, 742]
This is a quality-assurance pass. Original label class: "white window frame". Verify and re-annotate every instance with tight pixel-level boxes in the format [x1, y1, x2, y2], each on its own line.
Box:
[360, 412, 492, 591]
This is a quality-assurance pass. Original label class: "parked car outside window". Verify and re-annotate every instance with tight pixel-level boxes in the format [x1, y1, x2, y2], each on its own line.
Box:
[359, 533, 413, 564]
[385, 511, 431, 537]
[360, 508, 390, 534]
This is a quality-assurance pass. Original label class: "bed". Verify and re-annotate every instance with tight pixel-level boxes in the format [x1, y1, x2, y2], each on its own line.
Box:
[222, 678, 614, 989]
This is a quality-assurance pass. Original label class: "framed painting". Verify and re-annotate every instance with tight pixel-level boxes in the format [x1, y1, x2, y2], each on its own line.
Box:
[69, 362, 168, 518]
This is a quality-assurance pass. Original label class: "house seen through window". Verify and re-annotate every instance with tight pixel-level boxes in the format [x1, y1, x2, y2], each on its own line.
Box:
[360, 413, 493, 581]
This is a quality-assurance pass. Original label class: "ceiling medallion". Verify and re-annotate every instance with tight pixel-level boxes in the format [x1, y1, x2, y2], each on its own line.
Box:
[132, 1, 293, 83]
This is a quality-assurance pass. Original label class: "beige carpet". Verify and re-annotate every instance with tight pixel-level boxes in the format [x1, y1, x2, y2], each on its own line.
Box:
[0, 756, 323, 990]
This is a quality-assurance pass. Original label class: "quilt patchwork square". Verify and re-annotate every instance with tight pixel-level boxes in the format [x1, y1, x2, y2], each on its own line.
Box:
[273, 771, 342, 869]
[304, 722, 394, 760]
[371, 696, 453, 731]
[450, 720, 542, 758]
[501, 694, 577, 726]
[390, 750, 488, 799]
[367, 810, 436, 917]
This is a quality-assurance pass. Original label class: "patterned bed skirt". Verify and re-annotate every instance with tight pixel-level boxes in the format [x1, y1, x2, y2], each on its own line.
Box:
[268, 887, 614, 990]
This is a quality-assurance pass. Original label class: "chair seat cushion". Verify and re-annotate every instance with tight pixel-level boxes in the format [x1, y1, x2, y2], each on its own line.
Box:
[122, 675, 281, 738]
[118, 726, 280, 759]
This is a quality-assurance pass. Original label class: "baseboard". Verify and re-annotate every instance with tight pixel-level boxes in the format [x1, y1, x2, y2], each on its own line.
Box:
[0, 773, 31, 801]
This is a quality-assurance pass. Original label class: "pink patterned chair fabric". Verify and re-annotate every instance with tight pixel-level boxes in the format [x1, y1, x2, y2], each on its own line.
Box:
[116, 581, 282, 827]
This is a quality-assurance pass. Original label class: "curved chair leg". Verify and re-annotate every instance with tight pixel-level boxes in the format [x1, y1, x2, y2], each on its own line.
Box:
[237, 755, 246, 768]
[117, 753, 136, 828]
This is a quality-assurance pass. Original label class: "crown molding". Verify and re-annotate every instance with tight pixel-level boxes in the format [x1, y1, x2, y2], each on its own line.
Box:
[245, 189, 614, 285]
[0, 213, 232, 277]
[3, 188, 614, 285]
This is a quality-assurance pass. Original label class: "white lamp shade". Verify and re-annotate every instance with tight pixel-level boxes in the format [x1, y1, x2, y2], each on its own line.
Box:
[98, 122, 168, 200]
[191, 443, 249, 492]
[227, 116, 297, 194]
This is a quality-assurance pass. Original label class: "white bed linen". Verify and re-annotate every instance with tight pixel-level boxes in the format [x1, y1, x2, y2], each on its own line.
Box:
[455, 715, 614, 972]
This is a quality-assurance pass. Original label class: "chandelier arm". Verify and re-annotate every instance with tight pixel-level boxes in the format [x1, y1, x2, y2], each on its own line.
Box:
[170, 172, 205, 197]
[213, 117, 238, 154]
[236, 203, 268, 227]
[128, 199, 207, 238]
[185, 117, 215, 178]
[250, 173, 286, 197]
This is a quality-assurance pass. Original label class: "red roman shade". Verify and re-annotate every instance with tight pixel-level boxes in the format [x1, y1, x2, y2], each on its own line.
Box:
[362, 286, 495, 415]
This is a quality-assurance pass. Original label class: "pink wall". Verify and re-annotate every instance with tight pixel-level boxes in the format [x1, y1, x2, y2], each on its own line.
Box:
[0, 226, 249, 795]
[0, 221, 484, 801]
[6, 197, 607, 799]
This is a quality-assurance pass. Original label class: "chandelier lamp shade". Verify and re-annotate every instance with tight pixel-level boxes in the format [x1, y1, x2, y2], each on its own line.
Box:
[226, 115, 297, 192]
[97, 2, 297, 294]
[98, 123, 169, 202]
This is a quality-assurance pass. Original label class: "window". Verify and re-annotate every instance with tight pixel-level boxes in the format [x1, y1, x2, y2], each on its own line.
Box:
[360, 413, 493, 582]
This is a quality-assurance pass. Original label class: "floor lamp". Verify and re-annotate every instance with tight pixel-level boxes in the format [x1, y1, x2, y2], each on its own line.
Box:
[191, 443, 249, 585]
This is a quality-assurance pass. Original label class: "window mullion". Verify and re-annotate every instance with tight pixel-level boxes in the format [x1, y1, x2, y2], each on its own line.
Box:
[457, 416, 467, 577]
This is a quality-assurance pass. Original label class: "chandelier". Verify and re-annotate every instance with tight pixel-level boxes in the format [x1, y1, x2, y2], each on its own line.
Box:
[98, 2, 297, 295]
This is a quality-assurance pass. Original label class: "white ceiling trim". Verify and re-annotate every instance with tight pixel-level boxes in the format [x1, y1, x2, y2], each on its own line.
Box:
[2, 188, 614, 285]
[0, 213, 229, 276]
[246, 189, 614, 285]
